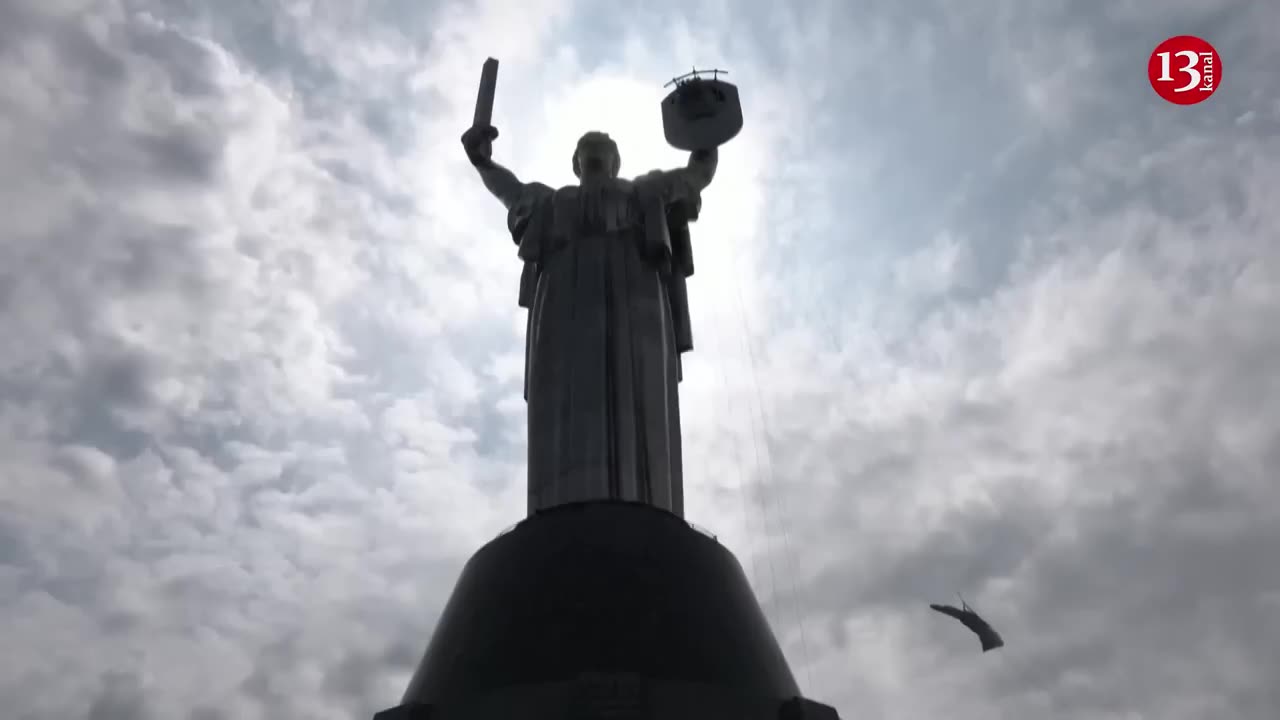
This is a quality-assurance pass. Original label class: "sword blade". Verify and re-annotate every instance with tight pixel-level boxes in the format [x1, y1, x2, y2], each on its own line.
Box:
[473, 57, 498, 128]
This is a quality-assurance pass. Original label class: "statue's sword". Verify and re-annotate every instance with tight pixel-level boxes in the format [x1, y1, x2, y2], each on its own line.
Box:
[473, 57, 499, 128]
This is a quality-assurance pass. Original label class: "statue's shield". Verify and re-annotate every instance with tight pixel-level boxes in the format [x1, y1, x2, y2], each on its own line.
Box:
[661, 78, 743, 151]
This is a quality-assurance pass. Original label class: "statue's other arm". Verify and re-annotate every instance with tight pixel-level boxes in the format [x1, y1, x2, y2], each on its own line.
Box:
[683, 147, 718, 191]
[646, 147, 716, 215]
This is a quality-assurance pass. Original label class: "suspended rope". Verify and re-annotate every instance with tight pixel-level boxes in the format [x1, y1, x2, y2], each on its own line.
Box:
[727, 249, 815, 697]
[705, 285, 766, 600]
[717, 289, 782, 630]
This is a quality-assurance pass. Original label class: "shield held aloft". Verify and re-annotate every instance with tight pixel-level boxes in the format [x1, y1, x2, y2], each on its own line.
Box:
[661, 75, 743, 151]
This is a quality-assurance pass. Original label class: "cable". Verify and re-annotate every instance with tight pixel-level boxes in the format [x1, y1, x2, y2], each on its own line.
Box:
[728, 250, 815, 697]
[705, 282, 765, 598]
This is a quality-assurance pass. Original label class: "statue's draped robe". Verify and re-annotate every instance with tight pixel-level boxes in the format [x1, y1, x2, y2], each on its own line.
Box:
[507, 170, 700, 517]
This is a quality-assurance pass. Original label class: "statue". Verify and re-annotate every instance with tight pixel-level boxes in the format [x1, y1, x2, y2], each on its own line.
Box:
[367, 67, 847, 720]
[459, 61, 740, 518]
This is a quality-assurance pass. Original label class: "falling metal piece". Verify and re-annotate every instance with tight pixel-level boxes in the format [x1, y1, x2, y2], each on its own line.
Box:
[930, 602, 1005, 652]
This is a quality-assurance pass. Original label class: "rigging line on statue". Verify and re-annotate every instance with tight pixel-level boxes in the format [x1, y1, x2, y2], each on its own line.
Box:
[731, 319, 784, 635]
[708, 276, 774, 606]
[705, 287, 765, 598]
[822, 296, 844, 355]
[717, 274, 782, 631]
[727, 252, 816, 698]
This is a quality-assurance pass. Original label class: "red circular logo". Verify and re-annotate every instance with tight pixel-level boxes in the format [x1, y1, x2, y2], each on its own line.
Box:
[1148, 36, 1221, 105]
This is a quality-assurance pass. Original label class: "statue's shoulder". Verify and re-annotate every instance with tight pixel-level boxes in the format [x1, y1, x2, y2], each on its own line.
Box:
[630, 171, 668, 200]
[632, 169, 695, 205]
[508, 182, 555, 225]
[551, 179, 635, 196]
[632, 170, 665, 185]
[513, 182, 555, 210]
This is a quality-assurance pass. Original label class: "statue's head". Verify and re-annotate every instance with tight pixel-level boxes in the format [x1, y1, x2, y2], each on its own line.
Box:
[572, 131, 621, 180]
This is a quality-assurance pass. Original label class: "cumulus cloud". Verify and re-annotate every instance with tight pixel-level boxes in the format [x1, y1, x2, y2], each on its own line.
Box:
[0, 0, 1276, 718]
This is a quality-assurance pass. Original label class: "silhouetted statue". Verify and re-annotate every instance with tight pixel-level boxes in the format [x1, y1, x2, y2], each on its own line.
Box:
[930, 601, 1005, 652]
[460, 118, 716, 517]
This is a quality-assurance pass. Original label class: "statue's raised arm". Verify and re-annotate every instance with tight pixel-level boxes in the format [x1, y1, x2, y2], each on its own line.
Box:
[650, 67, 738, 200]
[461, 58, 539, 211]
[460, 124, 527, 210]
[680, 147, 718, 192]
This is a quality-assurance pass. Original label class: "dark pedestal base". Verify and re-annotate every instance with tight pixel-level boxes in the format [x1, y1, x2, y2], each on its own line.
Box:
[373, 501, 840, 719]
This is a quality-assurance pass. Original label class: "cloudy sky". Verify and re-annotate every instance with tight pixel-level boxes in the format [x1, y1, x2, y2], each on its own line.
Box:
[2, 0, 1278, 718]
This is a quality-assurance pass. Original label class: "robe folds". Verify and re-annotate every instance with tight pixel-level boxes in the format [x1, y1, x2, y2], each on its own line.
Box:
[507, 169, 701, 517]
